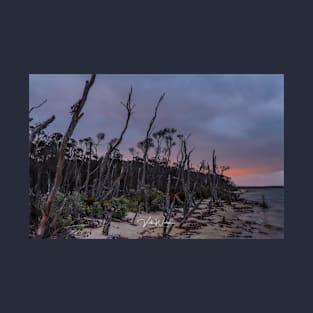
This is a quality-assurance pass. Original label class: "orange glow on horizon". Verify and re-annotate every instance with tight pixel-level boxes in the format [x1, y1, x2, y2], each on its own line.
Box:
[226, 168, 261, 176]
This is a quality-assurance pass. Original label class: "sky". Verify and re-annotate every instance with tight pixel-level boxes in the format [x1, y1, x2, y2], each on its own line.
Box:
[29, 74, 284, 186]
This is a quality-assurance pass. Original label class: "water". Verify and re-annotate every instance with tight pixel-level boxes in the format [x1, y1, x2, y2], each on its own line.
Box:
[239, 187, 284, 239]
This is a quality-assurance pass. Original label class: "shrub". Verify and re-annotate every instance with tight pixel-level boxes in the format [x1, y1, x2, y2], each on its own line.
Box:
[195, 188, 210, 199]
[109, 196, 130, 219]
[91, 202, 105, 218]
[82, 197, 96, 206]
[127, 199, 144, 212]
[55, 191, 65, 203]
[101, 199, 111, 208]
[148, 188, 164, 211]
[126, 189, 145, 211]
[50, 192, 66, 217]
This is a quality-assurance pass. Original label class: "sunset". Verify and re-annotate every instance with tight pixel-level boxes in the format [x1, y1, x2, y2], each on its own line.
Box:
[29, 74, 284, 187]
[17, 1, 309, 308]
[29, 74, 284, 239]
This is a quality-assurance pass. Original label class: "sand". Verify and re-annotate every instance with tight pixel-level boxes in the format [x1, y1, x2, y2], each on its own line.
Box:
[74, 198, 283, 239]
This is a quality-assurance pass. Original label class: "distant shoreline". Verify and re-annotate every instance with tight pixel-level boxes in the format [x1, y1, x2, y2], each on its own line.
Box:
[238, 186, 284, 189]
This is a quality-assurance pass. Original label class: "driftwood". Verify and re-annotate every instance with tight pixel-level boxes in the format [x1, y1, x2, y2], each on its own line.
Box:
[179, 197, 204, 228]
[36, 74, 96, 238]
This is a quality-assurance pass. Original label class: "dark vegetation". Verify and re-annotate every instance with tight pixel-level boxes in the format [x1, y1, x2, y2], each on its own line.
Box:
[29, 74, 239, 239]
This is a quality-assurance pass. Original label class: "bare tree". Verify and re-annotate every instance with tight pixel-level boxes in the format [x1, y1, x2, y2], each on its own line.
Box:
[163, 174, 176, 238]
[163, 128, 176, 166]
[83, 137, 94, 195]
[140, 93, 165, 211]
[141, 93, 165, 186]
[102, 163, 126, 200]
[36, 74, 96, 237]
[96, 87, 135, 198]
[102, 205, 117, 235]
[211, 149, 218, 203]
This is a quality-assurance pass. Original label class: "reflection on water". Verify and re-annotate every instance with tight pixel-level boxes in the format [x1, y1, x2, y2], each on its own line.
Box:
[240, 188, 284, 239]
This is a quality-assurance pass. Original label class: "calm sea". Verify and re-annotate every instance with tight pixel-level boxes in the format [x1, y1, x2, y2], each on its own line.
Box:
[239, 187, 284, 239]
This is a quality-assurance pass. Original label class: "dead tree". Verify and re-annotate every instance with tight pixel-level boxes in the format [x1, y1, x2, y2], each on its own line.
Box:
[211, 149, 218, 203]
[207, 162, 213, 197]
[96, 87, 135, 199]
[80, 133, 105, 193]
[140, 93, 165, 211]
[163, 174, 171, 238]
[182, 149, 195, 217]
[102, 205, 117, 235]
[152, 129, 166, 161]
[175, 133, 191, 191]
[162, 174, 178, 238]
[36, 74, 96, 238]
[83, 137, 93, 195]
[102, 163, 126, 200]
[176, 133, 194, 217]
[164, 128, 176, 166]
[175, 134, 207, 227]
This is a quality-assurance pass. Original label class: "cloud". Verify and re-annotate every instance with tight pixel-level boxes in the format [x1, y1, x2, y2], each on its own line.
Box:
[29, 74, 284, 186]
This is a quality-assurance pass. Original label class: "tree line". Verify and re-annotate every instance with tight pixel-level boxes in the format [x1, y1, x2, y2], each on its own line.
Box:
[29, 74, 238, 238]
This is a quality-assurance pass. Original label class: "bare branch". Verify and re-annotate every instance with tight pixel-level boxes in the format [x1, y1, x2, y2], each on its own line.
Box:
[141, 93, 165, 190]
[29, 99, 47, 114]
[145, 93, 165, 139]
[29, 115, 55, 146]
[110, 87, 134, 152]
[96, 87, 135, 198]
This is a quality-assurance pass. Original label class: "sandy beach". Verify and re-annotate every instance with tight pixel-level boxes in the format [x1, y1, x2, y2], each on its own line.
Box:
[75, 194, 284, 239]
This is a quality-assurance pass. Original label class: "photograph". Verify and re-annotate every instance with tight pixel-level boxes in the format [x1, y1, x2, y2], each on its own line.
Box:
[29, 74, 284, 239]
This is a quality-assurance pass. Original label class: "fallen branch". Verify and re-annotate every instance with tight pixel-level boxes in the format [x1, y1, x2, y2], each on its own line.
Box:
[179, 197, 204, 228]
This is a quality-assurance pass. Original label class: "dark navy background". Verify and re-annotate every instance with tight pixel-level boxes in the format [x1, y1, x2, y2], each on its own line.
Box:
[1, 1, 311, 312]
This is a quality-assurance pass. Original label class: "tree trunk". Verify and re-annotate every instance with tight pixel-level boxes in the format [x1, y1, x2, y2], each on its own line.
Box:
[141, 93, 165, 211]
[36, 74, 96, 238]
[163, 174, 171, 238]
[84, 142, 92, 195]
